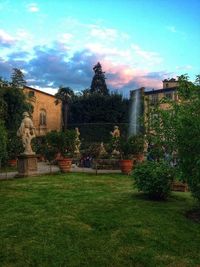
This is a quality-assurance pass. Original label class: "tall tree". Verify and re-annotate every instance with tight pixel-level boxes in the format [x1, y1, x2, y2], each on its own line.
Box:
[55, 87, 74, 131]
[11, 68, 26, 88]
[90, 62, 109, 95]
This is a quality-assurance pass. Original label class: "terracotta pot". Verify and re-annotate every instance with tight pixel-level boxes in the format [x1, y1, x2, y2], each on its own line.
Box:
[58, 158, 72, 173]
[8, 159, 17, 167]
[119, 159, 133, 174]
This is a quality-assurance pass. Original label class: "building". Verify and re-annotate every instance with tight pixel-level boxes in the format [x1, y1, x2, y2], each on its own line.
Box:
[144, 78, 178, 112]
[24, 86, 62, 136]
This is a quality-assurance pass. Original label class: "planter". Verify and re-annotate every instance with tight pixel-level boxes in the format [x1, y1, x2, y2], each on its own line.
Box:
[8, 159, 17, 167]
[119, 159, 133, 174]
[171, 181, 188, 192]
[58, 158, 72, 173]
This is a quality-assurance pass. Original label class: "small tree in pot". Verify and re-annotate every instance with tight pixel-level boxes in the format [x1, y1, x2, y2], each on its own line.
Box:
[119, 135, 144, 174]
[45, 130, 76, 172]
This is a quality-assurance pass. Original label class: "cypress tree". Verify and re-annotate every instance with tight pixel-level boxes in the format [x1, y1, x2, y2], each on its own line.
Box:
[90, 62, 109, 95]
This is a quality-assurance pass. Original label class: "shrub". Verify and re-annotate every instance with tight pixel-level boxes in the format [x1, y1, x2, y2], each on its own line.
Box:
[132, 160, 174, 200]
[45, 130, 76, 158]
[0, 121, 7, 166]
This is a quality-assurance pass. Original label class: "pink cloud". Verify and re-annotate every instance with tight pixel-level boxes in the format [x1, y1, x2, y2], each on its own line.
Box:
[101, 60, 162, 90]
[0, 29, 15, 47]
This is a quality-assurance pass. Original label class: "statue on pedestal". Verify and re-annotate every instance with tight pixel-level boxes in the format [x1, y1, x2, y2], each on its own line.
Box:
[17, 112, 36, 155]
[110, 125, 120, 156]
[74, 127, 81, 155]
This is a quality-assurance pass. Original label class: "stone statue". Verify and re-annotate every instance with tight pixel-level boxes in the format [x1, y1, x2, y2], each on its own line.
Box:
[110, 125, 120, 138]
[74, 127, 81, 154]
[99, 142, 107, 157]
[17, 112, 36, 155]
[110, 125, 120, 156]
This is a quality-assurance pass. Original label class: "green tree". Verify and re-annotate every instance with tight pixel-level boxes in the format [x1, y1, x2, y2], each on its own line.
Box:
[146, 74, 200, 203]
[90, 62, 109, 95]
[0, 120, 7, 167]
[2, 86, 32, 132]
[11, 68, 26, 88]
[55, 87, 75, 131]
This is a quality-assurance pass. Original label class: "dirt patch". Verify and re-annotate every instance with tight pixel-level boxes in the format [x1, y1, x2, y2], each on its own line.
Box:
[186, 208, 200, 223]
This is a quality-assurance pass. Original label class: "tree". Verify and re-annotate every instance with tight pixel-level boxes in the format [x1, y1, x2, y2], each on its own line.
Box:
[175, 75, 200, 203]
[11, 68, 26, 88]
[0, 120, 7, 167]
[55, 87, 74, 131]
[146, 74, 200, 203]
[2, 86, 32, 132]
[90, 62, 109, 95]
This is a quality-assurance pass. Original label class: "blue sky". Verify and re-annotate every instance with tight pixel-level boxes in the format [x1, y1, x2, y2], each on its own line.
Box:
[0, 0, 199, 95]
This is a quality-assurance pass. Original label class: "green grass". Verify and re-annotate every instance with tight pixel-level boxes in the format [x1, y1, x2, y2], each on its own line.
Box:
[0, 173, 200, 267]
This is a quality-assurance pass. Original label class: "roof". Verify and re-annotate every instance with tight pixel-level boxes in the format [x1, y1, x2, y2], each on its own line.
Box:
[145, 87, 177, 95]
[24, 85, 56, 98]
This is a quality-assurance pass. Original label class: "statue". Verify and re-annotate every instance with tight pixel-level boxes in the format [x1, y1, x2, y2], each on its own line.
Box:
[110, 125, 120, 138]
[110, 125, 120, 156]
[99, 142, 107, 157]
[17, 112, 36, 155]
[74, 127, 81, 154]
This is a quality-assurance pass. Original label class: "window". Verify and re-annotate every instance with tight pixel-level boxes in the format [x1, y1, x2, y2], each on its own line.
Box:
[39, 109, 47, 126]
[150, 94, 158, 105]
[164, 92, 173, 100]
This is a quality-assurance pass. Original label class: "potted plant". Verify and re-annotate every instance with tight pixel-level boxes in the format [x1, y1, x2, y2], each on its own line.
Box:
[45, 130, 76, 173]
[119, 134, 144, 174]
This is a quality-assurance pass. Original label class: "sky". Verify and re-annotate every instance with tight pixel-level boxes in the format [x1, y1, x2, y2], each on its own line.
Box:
[0, 0, 200, 96]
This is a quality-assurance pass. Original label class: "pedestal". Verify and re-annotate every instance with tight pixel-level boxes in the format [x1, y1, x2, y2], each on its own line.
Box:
[17, 154, 38, 177]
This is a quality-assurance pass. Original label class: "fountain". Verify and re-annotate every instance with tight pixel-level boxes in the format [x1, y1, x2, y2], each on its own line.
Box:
[129, 88, 144, 137]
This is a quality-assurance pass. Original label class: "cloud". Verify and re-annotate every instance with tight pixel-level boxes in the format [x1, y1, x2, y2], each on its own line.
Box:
[89, 25, 118, 41]
[27, 3, 39, 13]
[0, 21, 170, 95]
[0, 40, 169, 95]
[0, 29, 15, 47]
[131, 44, 163, 65]
[176, 65, 193, 70]
[166, 26, 177, 33]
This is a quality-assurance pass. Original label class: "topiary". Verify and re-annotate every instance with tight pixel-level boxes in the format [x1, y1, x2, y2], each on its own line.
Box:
[132, 160, 174, 200]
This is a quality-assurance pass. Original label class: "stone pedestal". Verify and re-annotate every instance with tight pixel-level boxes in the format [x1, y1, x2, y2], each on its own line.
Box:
[17, 154, 38, 177]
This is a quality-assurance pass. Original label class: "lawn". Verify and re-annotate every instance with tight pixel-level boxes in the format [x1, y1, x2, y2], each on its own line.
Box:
[0, 173, 200, 267]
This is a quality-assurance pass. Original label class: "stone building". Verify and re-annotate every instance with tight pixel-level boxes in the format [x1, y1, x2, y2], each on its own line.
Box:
[24, 86, 62, 136]
[144, 78, 179, 108]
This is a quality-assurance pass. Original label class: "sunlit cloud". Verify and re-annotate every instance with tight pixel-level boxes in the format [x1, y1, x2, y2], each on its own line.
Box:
[131, 44, 163, 65]
[27, 3, 39, 13]
[0, 29, 15, 47]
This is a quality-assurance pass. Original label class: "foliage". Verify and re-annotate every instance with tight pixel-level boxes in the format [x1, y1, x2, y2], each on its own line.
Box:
[11, 68, 26, 88]
[45, 130, 76, 158]
[175, 75, 200, 203]
[7, 133, 23, 159]
[55, 87, 75, 131]
[70, 93, 129, 124]
[90, 62, 109, 95]
[119, 134, 144, 159]
[0, 120, 7, 164]
[69, 93, 129, 143]
[146, 74, 200, 203]
[133, 160, 174, 200]
[0, 83, 32, 132]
